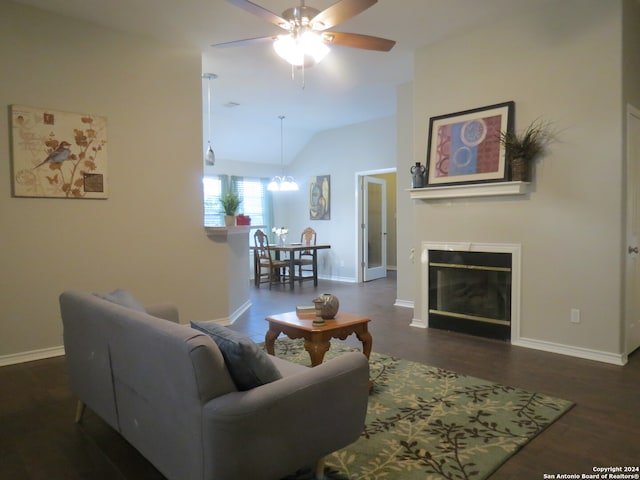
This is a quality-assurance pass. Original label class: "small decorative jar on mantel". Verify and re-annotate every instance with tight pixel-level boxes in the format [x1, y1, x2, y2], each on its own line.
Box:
[410, 162, 426, 188]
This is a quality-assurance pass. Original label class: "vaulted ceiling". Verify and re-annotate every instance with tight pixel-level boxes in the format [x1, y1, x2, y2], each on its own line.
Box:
[12, 0, 552, 164]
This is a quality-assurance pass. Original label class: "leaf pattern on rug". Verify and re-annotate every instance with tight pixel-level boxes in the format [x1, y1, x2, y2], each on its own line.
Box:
[273, 339, 573, 480]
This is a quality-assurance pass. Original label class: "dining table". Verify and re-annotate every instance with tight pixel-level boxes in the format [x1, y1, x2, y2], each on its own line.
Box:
[252, 243, 331, 290]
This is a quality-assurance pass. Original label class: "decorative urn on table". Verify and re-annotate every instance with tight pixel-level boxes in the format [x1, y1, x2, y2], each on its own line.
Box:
[312, 293, 339, 325]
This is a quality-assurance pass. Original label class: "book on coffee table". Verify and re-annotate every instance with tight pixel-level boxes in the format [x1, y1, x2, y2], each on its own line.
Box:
[296, 305, 316, 317]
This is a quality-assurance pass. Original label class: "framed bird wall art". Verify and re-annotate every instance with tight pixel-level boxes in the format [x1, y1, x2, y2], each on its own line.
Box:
[10, 105, 108, 199]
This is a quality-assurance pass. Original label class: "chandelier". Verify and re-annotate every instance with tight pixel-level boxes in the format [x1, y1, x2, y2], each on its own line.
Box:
[268, 115, 299, 192]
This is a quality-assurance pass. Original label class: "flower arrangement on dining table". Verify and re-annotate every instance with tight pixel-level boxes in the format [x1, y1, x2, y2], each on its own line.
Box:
[272, 226, 289, 245]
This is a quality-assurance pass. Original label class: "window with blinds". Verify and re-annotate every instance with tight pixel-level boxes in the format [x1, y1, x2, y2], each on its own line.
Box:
[233, 176, 268, 228]
[203, 176, 223, 227]
[203, 175, 272, 231]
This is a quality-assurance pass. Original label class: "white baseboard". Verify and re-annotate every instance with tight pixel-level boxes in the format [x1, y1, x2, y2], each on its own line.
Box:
[410, 317, 427, 328]
[318, 274, 356, 283]
[204, 300, 252, 326]
[1, 302, 255, 367]
[408, 318, 627, 365]
[229, 300, 251, 324]
[394, 299, 414, 309]
[0, 345, 65, 367]
[513, 337, 627, 366]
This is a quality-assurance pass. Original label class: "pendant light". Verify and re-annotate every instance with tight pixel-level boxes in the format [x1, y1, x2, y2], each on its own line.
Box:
[202, 73, 217, 165]
[268, 116, 299, 192]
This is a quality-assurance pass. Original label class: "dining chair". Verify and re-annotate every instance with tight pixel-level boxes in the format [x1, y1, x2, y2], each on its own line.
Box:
[254, 229, 289, 289]
[294, 227, 317, 285]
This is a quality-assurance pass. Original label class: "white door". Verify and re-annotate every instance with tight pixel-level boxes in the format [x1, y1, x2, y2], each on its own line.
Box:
[363, 176, 387, 281]
[625, 104, 640, 354]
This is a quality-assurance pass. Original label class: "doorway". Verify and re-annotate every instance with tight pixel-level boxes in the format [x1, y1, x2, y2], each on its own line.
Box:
[356, 169, 397, 283]
[625, 104, 640, 355]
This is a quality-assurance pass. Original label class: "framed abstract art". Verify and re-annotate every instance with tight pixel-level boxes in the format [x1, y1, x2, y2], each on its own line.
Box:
[309, 175, 330, 220]
[425, 101, 514, 187]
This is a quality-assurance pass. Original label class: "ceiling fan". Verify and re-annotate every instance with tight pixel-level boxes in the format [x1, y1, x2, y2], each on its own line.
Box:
[215, 0, 396, 68]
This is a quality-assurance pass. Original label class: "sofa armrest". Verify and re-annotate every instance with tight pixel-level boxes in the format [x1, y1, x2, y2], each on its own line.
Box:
[201, 352, 369, 479]
[145, 303, 180, 323]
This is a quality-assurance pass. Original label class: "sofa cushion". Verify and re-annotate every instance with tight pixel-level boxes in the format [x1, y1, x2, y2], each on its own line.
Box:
[190, 321, 282, 391]
[94, 289, 146, 312]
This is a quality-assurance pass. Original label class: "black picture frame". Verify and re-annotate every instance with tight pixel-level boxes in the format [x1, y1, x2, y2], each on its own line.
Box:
[425, 101, 515, 187]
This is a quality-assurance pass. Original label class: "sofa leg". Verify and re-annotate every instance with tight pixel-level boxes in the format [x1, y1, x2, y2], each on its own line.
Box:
[74, 400, 86, 423]
[314, 457, 325, 480]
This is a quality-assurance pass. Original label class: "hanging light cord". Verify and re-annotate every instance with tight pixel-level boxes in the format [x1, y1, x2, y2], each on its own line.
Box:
[280, 115, 285, 176]
[207, 77, 212, 147]
[202, 73, 217, 165]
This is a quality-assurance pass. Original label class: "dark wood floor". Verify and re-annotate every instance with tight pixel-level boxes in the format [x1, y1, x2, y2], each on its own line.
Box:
[2, 273, 639, 479]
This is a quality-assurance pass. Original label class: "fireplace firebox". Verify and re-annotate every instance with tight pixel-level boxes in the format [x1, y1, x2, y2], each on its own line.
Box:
[428, 250, 512, 340]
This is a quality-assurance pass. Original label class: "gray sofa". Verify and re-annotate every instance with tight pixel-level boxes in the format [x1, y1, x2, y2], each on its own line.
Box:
[59, 290, 370, 480]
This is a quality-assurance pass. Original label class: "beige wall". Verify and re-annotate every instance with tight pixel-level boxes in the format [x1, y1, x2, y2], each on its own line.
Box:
[396, 81, 416, 306]
[403, 0, 628, 362]
[0, 2, 229, 360]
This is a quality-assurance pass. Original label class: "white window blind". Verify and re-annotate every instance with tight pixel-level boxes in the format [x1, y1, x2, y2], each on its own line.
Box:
[203, 175, 272, 230]
[203, 176, 223, 227]
[232, 176, 268, 228]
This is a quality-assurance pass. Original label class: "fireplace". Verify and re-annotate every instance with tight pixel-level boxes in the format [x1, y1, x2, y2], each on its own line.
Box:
[416, 242, 521, 342]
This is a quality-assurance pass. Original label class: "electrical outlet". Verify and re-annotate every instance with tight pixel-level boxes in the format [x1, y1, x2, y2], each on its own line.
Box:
[570, 308, 581, 324]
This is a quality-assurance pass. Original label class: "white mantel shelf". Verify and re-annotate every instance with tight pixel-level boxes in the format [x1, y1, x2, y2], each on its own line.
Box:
[409, 181, 530, 200]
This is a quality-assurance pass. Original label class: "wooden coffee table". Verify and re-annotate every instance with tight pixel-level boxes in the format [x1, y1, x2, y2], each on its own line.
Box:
[265, 311, 372, 367]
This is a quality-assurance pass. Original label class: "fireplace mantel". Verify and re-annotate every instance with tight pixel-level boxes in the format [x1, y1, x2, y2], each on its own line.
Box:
[409, 181, 530, 200]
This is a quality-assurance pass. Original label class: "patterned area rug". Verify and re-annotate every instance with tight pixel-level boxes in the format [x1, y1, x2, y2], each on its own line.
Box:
[273, 339, 574, 480]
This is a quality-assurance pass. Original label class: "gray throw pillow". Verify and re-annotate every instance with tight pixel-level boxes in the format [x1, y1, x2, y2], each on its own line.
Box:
[190, 321, 282, 391]
[94, 289, 146, 312]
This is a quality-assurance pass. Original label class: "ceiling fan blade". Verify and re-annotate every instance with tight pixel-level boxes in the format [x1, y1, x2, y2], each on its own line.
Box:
[322, 31, 395, 51]
[212, 35, 277, 48]
[226, 0, 289, 29]
[311, 0, 377, 31]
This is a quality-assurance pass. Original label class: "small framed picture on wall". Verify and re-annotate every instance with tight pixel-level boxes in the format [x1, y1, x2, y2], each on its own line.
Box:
[309, 175, 330, 220]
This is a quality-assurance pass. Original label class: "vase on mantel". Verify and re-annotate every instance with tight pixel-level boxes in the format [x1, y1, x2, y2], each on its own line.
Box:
[510, 158, 530, 182]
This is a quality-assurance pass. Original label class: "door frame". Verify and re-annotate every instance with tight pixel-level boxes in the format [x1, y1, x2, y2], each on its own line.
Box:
[625, 103, 640, 355]
[355, 168, 396, 283]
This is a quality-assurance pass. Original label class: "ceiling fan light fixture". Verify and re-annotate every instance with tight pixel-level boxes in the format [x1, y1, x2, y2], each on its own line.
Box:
[301, 30, 330, 63]
[273, 31, 330, 67]
[274, 34, 302, 65]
